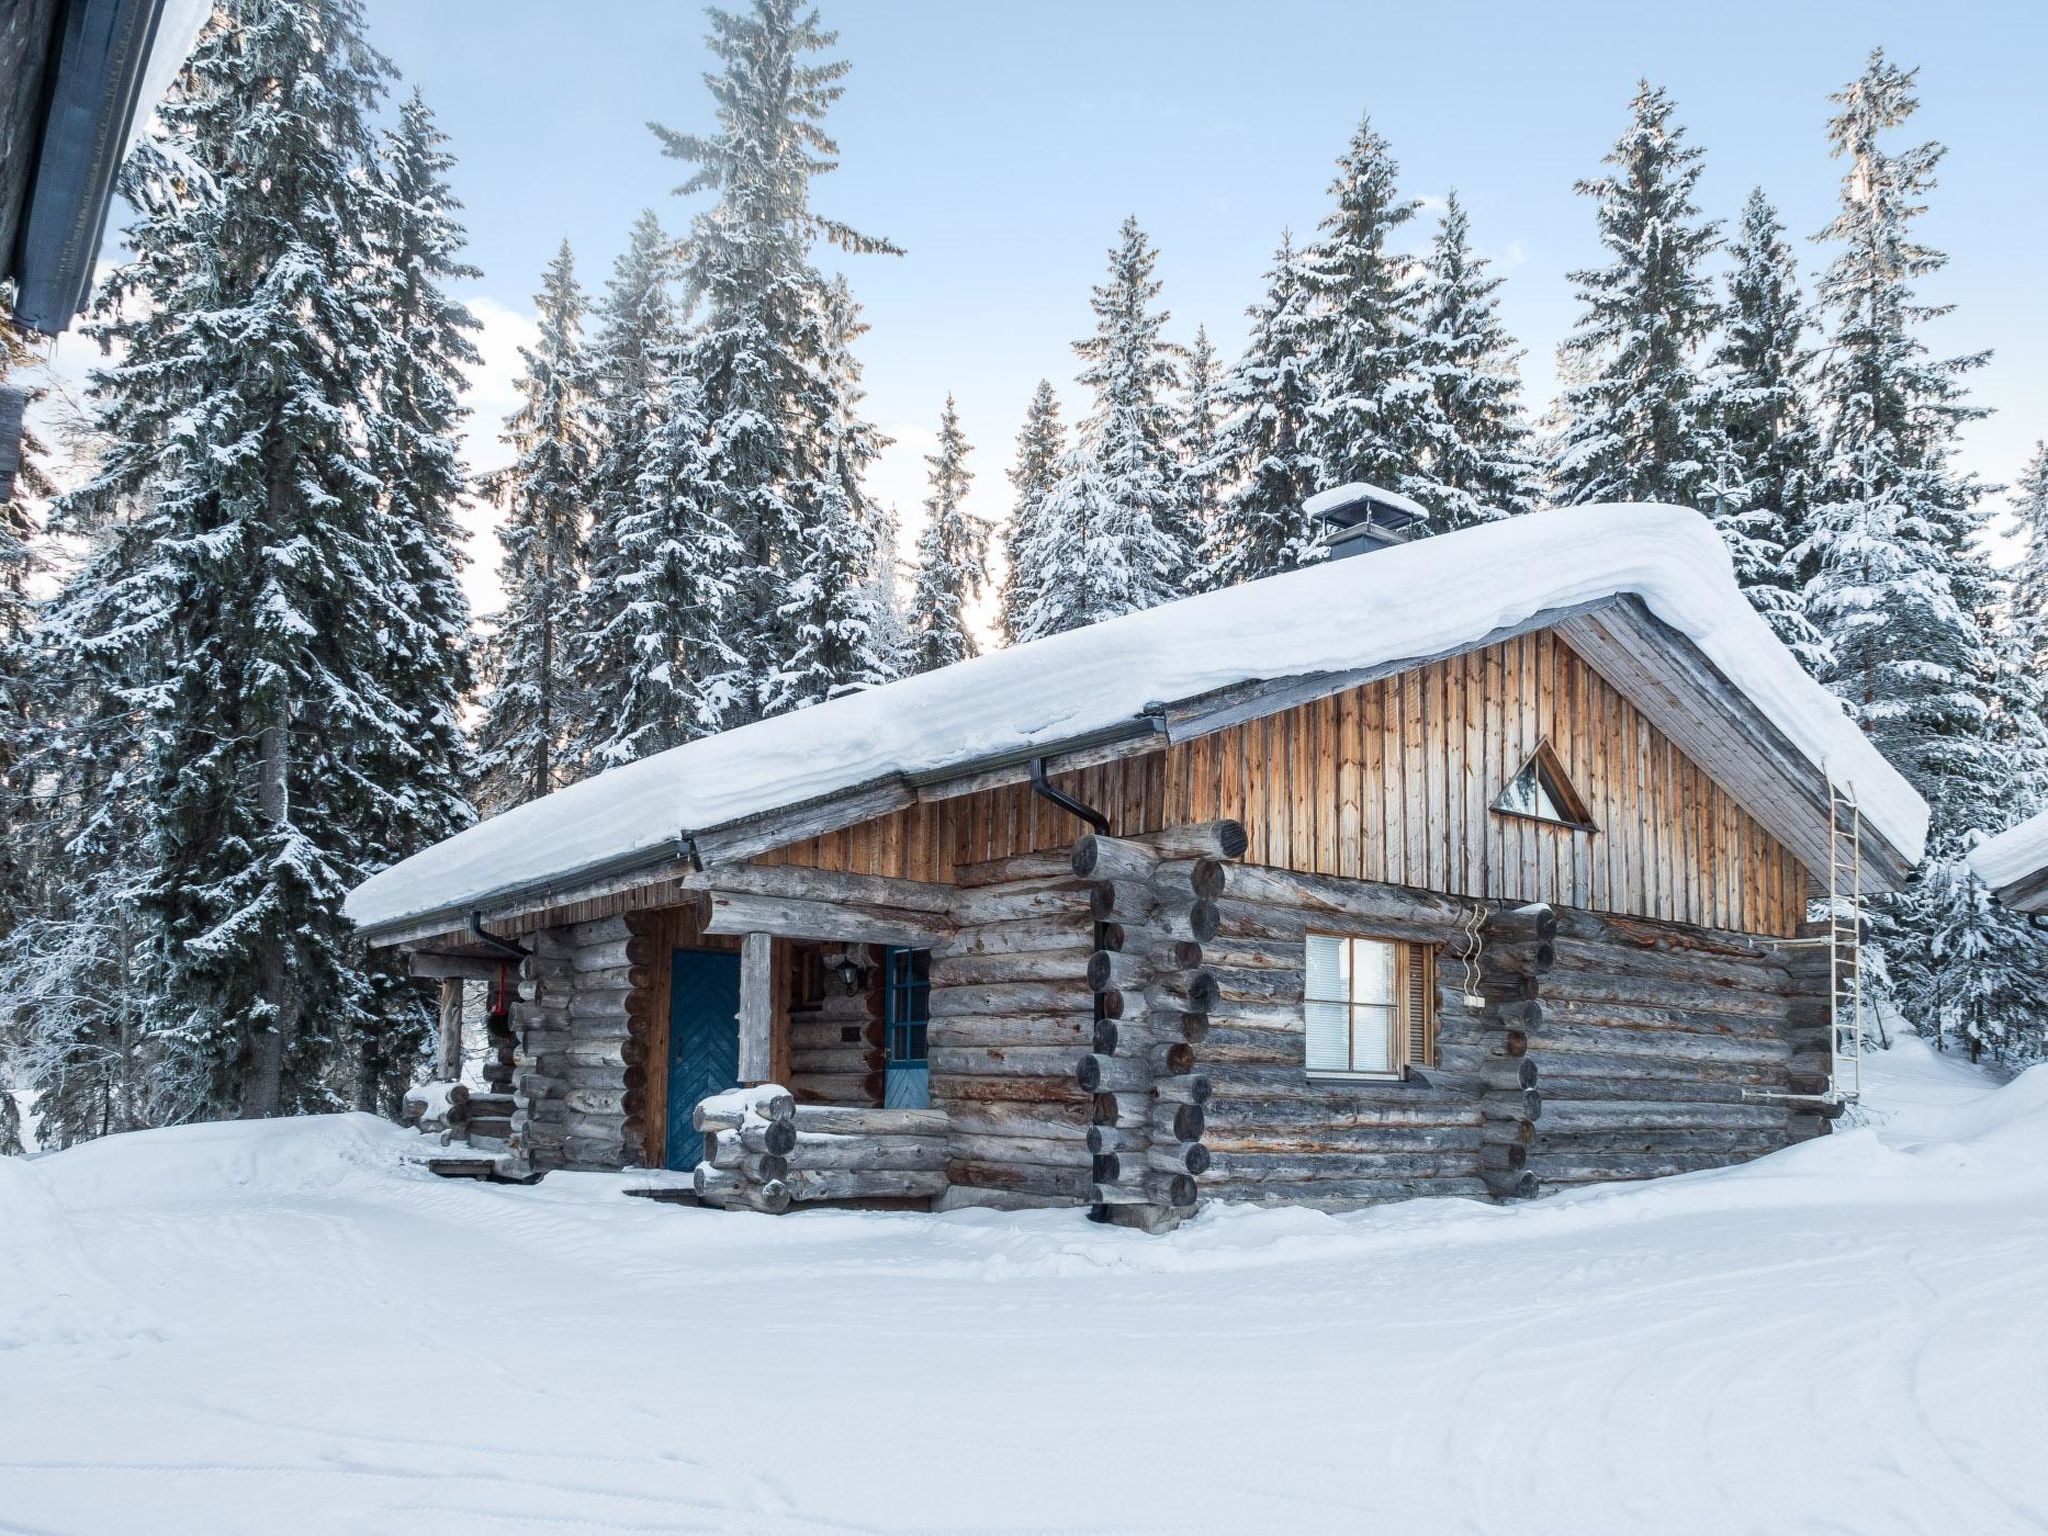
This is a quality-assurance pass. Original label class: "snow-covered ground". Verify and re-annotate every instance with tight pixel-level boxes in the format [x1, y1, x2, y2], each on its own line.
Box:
[3, 1038, 2044, 1535]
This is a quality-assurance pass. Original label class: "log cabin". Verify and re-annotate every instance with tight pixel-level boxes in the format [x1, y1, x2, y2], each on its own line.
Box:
[348, 498, 1929, 1230]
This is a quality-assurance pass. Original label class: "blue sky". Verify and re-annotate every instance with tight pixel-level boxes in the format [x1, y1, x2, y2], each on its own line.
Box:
[47, 1, 2048, 610]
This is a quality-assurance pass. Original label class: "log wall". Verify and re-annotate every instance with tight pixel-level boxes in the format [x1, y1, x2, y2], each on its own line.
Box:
[1514, 907, 1830, 1188]
[504, 852, 1827, 1205]
[1194, 860, 1491, 1208]
[508, 915, 653, 1174]
[925, 853, 1100, 1208]
[1179, 864, 1824, 1207]
[758, 629, 1809, 938]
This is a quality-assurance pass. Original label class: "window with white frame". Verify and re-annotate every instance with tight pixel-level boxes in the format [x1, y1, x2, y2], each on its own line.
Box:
[1304, 933, 1437, 1078]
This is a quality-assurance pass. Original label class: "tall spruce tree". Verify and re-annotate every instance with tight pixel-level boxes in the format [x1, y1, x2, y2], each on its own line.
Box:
[571, 210, 726, 770]
[476, 243, 595, 812]
[1302, 118, 1434, 512]
[0, 296, 50, 1152]
[353, 88, 484, 1109]
[765, 273, 898, 711]
[998, 380, 1064, 644]
[1802, 50, 2044, 1062]
[1018, 217, 1183, 640]
[1552, 83, 1726, 510]
[906, 395, 988, 672]
[1709, 188, 1826, 663]
[654, 0, 897, 722]
[1172, 326, 1227, 570]
[0, 297, 52, 942]
[1413, 192, 1544, 529]
[774, 429, 893, 707]
[5, 287, 158, 1143]
[2012, 441, 2048, 654]
[583, 356, 745, 768]
[36, 0, 448, 1119]
[1200, 231, 1326, 588]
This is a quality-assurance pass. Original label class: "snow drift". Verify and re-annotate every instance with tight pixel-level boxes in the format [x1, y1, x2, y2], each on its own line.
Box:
[3, 1039, 2042, 1535]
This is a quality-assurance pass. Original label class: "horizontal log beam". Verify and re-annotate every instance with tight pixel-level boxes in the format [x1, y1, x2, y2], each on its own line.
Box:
[696, 889, 954, 950]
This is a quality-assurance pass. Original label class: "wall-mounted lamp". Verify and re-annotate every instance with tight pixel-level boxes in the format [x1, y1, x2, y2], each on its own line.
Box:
[834, 953, 867, 994]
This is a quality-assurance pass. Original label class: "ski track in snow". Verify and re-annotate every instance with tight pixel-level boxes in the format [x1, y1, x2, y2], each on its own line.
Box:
[2, 1039, 2046, 1535]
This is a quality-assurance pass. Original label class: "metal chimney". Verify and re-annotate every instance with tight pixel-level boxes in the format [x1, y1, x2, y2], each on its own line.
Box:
[1305, 482, 1430, 558]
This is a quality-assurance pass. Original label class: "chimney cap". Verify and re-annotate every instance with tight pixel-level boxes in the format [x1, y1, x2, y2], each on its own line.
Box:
[1303, 481, 1430, 531]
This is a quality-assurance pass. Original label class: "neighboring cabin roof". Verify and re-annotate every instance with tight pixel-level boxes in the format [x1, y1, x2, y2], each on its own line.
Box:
[1969, 809, 2048, 912]
[345, 505, 1930, 943]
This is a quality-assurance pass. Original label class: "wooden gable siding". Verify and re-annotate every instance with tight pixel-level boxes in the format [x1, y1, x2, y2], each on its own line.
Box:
[760, 628, 1809, 937]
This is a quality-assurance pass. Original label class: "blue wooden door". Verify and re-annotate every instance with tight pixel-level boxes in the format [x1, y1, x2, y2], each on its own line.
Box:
[666, 949, 742, 1170]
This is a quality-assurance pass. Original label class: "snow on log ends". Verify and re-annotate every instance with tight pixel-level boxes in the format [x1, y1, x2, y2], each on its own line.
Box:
[1969, 806, 2048, 900]
[345, 505, 1930, 932]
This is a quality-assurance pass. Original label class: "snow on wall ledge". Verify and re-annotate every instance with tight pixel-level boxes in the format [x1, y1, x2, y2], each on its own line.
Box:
[1968, 807, 2048, 904]
[345, 505, 1930, 934]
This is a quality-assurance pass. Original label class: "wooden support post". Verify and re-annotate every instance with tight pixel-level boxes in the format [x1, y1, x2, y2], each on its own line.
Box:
[437, 977, 464, 1081]
[739, 932, 774, 1085]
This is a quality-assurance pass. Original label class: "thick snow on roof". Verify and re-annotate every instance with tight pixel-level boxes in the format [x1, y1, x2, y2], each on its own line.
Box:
[346, 505, 1929, 934]
[1968, 807, 2048, 904]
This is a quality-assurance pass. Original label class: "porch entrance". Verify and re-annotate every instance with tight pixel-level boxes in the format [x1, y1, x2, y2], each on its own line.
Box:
[665, 948, 742, 1170]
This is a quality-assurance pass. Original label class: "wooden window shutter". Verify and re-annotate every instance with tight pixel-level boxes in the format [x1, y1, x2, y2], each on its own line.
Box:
[1404, 943, 1436, 1070]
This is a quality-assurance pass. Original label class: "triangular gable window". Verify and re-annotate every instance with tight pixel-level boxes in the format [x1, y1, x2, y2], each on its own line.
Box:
[1495, 741, 1595, 830]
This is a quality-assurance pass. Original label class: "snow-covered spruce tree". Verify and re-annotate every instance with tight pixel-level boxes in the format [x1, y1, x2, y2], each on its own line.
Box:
[3, 317, 161, 1145]
[476, 243, 596, 812]
[764, 273, 899, 711]
[0, 293, 53, 966]
[998, 379, 1064, 644]
[1171, 325, 1227, 572]
[813, 275, 901, 665]
[654, 0, 897, 722]
[0, 614, 157, 1148]
[354, 89, 484, 1109]
[1552, 82, 1725, 510]
[906, 395, 988, 672]
[1707, 188, 1826, 664]
[2010, 441, 2048, 655]
[38, 0, 444, 1120]
[1017, 216, 1184, 640]
[1413, 192, 1544, 529]
[865, 500, 912, 679]
[573, 210, 713, 770]
[0, 832, 154, 1148]
[1301, 117, 1434, 512]
[1802, 50, 2045, 1062]
[1199, 231, 1326, 589]
[581, 351, 745, 768]
[773, 428, 894, 708]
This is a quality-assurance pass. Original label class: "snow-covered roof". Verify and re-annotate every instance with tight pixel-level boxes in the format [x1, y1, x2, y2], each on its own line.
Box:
[1969, 808, 2048, 909]
[346, 505, 1929, 938]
